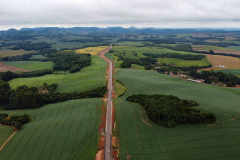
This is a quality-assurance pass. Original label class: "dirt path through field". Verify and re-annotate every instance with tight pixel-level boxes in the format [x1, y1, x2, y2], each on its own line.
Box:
[0, 124, 17, 152]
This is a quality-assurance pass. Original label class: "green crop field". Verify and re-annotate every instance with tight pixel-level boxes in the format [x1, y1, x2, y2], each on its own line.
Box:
[0, 98, 102, 160]
[3, 61, 53, 71]
[216, 69, 240, 77]
[157, 57, 211, 67]
[112, 46, 197, 56]
[116, 69, 240, 160]
[8, 56, 107, 93]
[131, 64, 145, 69]
[0, 126, 14, 148]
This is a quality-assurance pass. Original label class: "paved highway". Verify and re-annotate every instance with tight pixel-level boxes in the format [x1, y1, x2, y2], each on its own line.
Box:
[99, 44, 113, 160]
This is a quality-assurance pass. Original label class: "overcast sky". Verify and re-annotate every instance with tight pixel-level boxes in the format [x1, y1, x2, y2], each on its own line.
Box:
[0, 0, 240, 30]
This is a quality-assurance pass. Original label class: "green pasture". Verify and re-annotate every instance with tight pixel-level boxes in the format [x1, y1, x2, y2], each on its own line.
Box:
[0, 98, 102, 160]
[193, 45, 238, 52]
[8, 56, 107, 93]
[157, 57, 211, 67]
[216, 69, 240, 77]
[131, 64, 145, 69]
[3, 61, 53, 71]
[116, 69, 240, 160]
[0, 126, 14, 148]
[114, 80, 126, 97]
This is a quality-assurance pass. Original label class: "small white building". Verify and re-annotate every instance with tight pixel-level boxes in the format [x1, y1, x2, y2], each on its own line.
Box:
[218, 65, 226, 68]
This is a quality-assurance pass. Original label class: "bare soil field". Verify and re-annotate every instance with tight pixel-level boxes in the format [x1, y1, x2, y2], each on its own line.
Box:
[204, 54, 240, 70]
[0, 62, 31, 72]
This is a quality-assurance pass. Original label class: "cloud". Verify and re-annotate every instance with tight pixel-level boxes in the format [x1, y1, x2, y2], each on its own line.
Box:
[0, 0, 240, 29]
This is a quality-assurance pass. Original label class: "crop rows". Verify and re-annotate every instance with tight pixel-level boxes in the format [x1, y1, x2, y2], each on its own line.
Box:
[0, 98, 102, 160]
[117, 69, 240, 160]
[9, 56, 107, 93]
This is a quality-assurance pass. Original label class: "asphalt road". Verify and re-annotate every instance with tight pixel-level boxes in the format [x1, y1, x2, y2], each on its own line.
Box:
[99, 44, 113, 160]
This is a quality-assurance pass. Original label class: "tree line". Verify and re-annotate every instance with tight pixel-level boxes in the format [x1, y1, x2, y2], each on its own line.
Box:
[194, 50, 240, 58]
[0, 113, 31, 130]
[126, 94, 216, 127]
[10, 42, 51, 51]
[0, 70, 53, 81]
[144, 53, 205, 60]
[157, 44, 194, 52]
[0, 80, 107, 110]
[189, 70, 240, 86]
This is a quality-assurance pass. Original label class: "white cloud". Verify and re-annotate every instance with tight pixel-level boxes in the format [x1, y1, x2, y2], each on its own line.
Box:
[0, 0, 240, 30]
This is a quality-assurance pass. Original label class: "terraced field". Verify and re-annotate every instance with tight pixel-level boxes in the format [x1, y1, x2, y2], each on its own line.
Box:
[116, 69, 240, 160]
[3, 61, 53, 71]
[76, 46, 108, 55]
[0, 98, 102, 160]
[9, 56, 107, 93]
[157, 57, 210, 67]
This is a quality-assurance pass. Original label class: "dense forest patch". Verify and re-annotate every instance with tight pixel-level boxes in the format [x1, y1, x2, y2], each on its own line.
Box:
[126, 94, 216, 127]
[0, 80, 106, 110]
[0, 113, 31, 130]
[47, 52, 91, 73]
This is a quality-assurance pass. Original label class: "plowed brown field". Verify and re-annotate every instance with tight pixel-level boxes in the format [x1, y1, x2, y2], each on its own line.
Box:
[204, 54, 240, 70]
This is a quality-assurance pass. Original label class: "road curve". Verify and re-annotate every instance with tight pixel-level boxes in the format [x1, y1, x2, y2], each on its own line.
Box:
[99, 44, 113, 160]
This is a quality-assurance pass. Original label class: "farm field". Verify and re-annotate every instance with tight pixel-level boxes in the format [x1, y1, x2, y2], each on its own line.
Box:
[204, 54, 240, 70]
[131, 64, 145, 69]
[112, 46, 197, 55]
[0, 126, 14, 148]
[9, 56, 107, 93]
[116, 69, 240, 160]
[192, 45, 240, 55]
[114, 41, 148, 46]
[0, 98, 102, 160]
[0, 62, 31, 72]
[76, 46, 108, 55]
[0, 49, 33, 58]
[216, 69, 240, 77]
[157, 57, 210, 67]
[3, 61, 53, 71]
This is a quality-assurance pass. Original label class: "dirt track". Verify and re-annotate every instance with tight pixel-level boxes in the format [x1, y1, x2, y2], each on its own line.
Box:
[0, 125, 17, 151]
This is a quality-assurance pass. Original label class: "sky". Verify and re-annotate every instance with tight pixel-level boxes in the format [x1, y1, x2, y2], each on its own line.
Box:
[0, 0, 240, 30]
